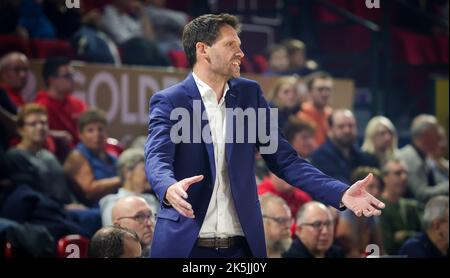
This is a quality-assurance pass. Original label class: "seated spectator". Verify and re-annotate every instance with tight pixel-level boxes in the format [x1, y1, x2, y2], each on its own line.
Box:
[268, 76, 301, 129]
[260, 193, 293, 258]
[64, 109, 121, 206]
[142, 0, 188, 54]
[283, 201, 345, 258]
[379, 159, 422, 255]
[99, 0, 168, 67]
[88, 225, 142, 258]
[283, 118, 317, 158]
[0, 52, 29, 108]
[18, 0, 55, 39]
[335, 167, 384, 257]
[112, 196, 154, 257]
[258, 173, 311, 221]
[362, 116, 399, 166]
[263, 44, 290, 76]
[427, 125, 449, 184]
[7, 104, 102, 234]
[0, 52, 29, 149]
[282, 39, 318, 76]
[7, 104, 76, 205]
[35, 56, 88, 160]
[71, 9, 121, 65]
[397, 114, 449, 203]
[296, 71, 334, 146]
[100, 148, 159, 226]
[399, 196, 448, 258]
[309, 109, 379, 184]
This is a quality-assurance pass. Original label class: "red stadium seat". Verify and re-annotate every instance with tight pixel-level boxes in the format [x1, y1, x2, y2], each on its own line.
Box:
[391, 28, 439, 65]
[435, 35, 449, 64]
[4, 241, 14, 258]
[167, 49, 189, 69]
[0, 34, 32, 57]
[81, 0, 112, 12]
[106, 137, 125, 158]
[57, 234, 89, 258]
[31, 39, 76, 59]
[240, 56, 254, 73]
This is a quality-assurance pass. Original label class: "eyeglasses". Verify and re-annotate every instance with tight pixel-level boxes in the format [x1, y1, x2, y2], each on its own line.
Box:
[262, 215, 293, 226]
[23, 120, 48, 127]
[117, 212, 155, 224]
[300, 220, 334, 230]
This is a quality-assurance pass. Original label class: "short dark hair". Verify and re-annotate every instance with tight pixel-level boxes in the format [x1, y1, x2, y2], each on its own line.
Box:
[182, 13, 241, 67]
[78, 108, 107, 132]
[88, 226, 140, 258]
[305, 71, 332, 91]
[283, 118, 315, 144]
[42, 56, 71, 87]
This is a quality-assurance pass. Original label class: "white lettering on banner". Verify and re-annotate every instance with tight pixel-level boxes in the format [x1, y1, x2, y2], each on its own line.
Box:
[88, 72, 119, 122]
[73, 71, 86, 102]
[139, 75, 160, 124]
[121, 74, 137, 124]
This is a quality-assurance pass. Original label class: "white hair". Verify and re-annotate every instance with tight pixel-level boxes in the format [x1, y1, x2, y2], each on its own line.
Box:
[423, 196, 449, 230]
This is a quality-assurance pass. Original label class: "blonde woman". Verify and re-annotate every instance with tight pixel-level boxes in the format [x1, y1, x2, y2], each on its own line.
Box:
[268, 76, 301, 129]
[362, 116, 398, 165]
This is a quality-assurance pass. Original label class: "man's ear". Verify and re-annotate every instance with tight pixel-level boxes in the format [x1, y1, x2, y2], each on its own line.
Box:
[196, 42, 209, 63]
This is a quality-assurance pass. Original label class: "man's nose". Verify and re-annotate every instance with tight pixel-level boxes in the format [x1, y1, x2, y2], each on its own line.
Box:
[236, 48, 245, 58]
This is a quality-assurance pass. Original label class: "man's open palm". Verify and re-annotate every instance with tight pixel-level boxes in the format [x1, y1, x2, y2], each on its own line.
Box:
[342, 173, 386, 217]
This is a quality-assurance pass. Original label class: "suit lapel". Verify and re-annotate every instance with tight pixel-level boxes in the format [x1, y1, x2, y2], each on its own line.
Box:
[225, 80, 239, 166]
[183, 74, 216, 185]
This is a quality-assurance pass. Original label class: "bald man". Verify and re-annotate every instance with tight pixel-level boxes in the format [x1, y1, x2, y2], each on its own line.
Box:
[112, 196, 154, 257]
[0, 52, 29, 108]
[283, 201, 344, 258]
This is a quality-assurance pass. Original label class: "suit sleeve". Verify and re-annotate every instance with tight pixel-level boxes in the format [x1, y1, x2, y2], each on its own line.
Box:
[144, 92, 178, 204]
[255, 84, 349, 209]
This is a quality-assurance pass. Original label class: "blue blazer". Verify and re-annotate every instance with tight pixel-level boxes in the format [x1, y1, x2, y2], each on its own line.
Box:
[144, 74, 349, 258]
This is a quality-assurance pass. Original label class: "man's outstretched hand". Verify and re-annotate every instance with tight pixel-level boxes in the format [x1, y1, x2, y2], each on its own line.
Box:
[165, 175, 204, 218]
[341, 173, 386, 217]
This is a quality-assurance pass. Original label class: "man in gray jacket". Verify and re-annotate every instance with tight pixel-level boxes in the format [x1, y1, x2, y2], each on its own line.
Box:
[397, 114, 448, 203]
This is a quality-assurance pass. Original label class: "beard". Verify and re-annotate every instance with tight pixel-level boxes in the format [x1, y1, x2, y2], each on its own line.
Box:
[266, 237, 293, 254]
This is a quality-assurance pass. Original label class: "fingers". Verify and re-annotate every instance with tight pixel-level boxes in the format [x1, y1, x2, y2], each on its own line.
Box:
[181, 175, 204, 191]
[168, 191, 194, 218]
[370, 195, 386, 209]
[173, 199, 195, 218]
[357, 173, 373, 190]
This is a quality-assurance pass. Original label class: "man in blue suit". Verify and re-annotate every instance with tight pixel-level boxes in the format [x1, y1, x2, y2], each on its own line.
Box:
[144, 13, 385, 258]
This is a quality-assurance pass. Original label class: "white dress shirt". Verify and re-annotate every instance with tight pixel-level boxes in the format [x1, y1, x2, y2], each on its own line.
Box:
[192, 73, 244, 238]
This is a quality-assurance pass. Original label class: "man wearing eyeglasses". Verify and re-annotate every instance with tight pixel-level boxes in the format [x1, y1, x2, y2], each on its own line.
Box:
[112, 196, 154, 257]
[260, 193, 294, 258]
[283, 201, 344, 258]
